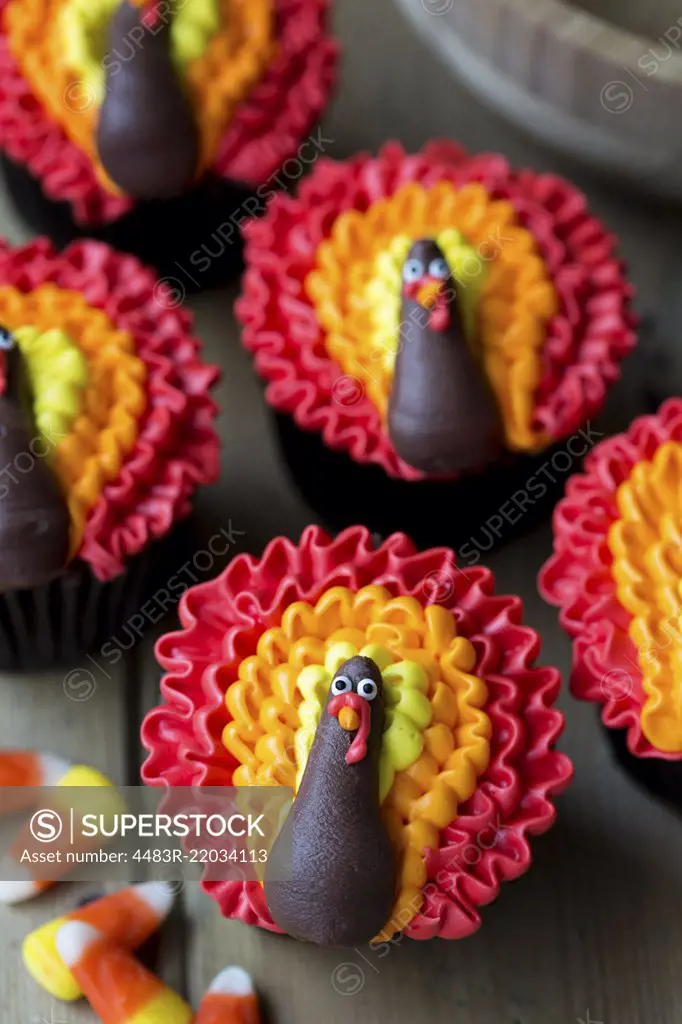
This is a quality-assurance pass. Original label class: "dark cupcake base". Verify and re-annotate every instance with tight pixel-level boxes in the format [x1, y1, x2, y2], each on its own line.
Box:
[602, 722, 682, 812]
[0, 156, 254, 291]
[0, 525, 191, 672]
[271, 412, 583, 552]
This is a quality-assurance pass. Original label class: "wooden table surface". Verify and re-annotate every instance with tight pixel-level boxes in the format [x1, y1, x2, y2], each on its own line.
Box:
[2, 1, 682, 1021]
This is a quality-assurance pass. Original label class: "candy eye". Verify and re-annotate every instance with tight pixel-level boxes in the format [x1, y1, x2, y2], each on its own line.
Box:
[403, 258, 424, 283]
[331, 675, 353, 696]
[357, 678, 378, 701]
[0, 327, 14, 350]
[428, 257, 449, 280]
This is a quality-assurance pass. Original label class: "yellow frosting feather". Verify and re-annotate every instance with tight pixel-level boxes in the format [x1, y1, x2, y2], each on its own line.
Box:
[12, 325, 88, 442]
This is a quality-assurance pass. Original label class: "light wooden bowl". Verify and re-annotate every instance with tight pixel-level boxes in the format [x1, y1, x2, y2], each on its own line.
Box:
[394, 0, 682, 198]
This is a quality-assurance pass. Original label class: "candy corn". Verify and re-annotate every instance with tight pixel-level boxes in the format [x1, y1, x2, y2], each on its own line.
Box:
[0, 750, 71, 790]
[0, 752, 65, 901]
[55, 922, 193, 1024]
[0, 872, 53, 906]
[0, 763, 121, 905]
[195, 967, 261, 1024]
[0, 751, 73, 818]
[23, 882, 175, 1002]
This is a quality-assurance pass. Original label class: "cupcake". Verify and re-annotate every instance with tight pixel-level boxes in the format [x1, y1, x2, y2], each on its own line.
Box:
[142, 525, 572, 944]
[0, 0, 338, 287]
[0, 236, 219, 670]
[237, 141, 636, 550]
[539, 398, 682, 810]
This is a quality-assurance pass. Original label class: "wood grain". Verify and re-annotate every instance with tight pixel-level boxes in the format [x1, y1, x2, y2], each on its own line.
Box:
[0, 665, 130, 1024]
[2, 0, 682, 1021]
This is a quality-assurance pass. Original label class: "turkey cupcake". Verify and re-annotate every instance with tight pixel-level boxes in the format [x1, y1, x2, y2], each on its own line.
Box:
[237, 141, 636, 549]
[142, 525, 572, 944]
[539, 398, 682, 810]
[0, 236, 219, 670]
[0, 0, 337, 287]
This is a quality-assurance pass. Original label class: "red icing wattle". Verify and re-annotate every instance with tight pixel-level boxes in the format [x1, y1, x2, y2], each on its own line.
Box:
[141, 3, 163, 30]
[0, 237, 220, 580]
[141, 525, 573, 940]
[328, 692, 370, 765]
[0, 0, 337, 226]
[539, 398, 682, 762]
[236, 140, 636, 481]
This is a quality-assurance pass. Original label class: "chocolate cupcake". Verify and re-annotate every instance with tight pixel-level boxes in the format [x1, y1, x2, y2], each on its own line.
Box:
[0, 236, 219, 669]
[236, 141, 636, 550]
[0, 0, 338, 287]
[539, 399, 682, 811]
[142, 525, 572, 944]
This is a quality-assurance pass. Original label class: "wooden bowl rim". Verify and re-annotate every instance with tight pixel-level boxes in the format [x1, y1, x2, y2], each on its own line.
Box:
[494, 0, 682, 80]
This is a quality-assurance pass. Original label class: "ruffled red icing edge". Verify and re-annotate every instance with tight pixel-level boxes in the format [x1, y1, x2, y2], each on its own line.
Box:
[141, 525, 572, 940]
[0, 237, 220, 581]
[539, 398, 682, 761]
[213, 0, 337, 189]
[236, 140, 636, 481]
[0, 0, 338, 226]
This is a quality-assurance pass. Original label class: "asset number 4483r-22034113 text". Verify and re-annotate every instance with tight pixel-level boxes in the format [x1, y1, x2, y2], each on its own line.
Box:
[131, 849, 269, 864]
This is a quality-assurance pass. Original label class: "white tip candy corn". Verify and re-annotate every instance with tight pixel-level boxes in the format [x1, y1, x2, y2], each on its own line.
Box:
[23, 881, 175, 1001]
[195, 966, 261, 1024]
[55, 921, 193, 1024]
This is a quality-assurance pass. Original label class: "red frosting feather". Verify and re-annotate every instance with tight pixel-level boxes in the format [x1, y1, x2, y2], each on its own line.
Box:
[0, 238, 220, 580]
[0, 0, 338, 226]
[142, 525, 572, 940]
[236, 141, 636, 480]
[539, 398, 682, 762]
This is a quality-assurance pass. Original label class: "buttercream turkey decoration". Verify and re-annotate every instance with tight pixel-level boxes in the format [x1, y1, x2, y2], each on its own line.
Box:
[265, 655, 397, 946]
[0, 239, 220, 588]
[142, 526, 574, 944]
[238, 142, 636, 488]
[388, 239, 503, 476]
[0, 0, 337, 228]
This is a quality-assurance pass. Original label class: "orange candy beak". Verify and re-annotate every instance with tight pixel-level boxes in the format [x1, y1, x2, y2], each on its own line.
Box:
[338, 706, 361, 732]
[416, 279, 443, 308]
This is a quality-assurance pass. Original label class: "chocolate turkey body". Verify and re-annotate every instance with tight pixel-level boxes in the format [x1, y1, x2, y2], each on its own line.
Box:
[264, 656, 397, 946]
[0, 339, 70, 590]
[388, 239, 503, 476]
[97, 0, 199, 200]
